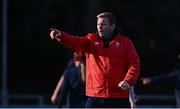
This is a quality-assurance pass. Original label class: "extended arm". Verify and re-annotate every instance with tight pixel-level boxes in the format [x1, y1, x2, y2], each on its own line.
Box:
[50, 28, 91, 52]
[51, 75, 64, 104]
[142, 70, 179, 85]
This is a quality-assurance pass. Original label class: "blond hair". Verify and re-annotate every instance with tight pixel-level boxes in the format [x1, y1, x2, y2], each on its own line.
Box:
[96, 12, 116, 25]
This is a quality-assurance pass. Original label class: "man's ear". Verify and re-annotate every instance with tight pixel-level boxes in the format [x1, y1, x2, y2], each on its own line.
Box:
[111, 24, 116, 30]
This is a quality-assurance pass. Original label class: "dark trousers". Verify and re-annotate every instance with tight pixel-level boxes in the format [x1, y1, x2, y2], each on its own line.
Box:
[85, 97, 130, 108]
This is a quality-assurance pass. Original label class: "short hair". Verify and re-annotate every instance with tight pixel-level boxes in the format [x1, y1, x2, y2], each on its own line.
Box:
[73, 52, 82, 61]
[96, 12, 116, 25]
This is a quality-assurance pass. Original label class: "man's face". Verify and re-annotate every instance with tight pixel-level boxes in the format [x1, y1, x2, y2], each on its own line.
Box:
[74, 60, 81, 67]
[97, 17, 115, 39]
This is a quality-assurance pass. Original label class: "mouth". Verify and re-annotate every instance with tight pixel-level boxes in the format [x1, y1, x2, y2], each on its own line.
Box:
[99, 31, 103, 34]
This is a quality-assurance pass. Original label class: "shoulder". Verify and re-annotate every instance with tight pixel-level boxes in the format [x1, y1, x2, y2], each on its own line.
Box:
[116, 34, 132, 43]
[86, 33, 98, 41]
[64, 66, 79, 78]
[64, 66, 75, 73]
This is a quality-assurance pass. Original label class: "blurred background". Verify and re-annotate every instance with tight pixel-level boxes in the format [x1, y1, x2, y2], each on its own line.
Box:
[1, 0, 180, 107]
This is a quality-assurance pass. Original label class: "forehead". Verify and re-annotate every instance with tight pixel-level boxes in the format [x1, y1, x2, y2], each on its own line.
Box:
[97, 17, 109, 24]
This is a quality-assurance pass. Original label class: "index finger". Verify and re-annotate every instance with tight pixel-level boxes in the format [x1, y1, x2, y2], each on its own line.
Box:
[51, 28, 60, 32]
[51, 28, 56, 31]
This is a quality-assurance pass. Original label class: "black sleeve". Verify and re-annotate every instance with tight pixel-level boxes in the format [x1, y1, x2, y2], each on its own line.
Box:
[150, 70, 179, 85]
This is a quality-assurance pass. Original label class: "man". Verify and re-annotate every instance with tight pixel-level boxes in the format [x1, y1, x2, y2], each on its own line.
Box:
[51, 52, 87, 108]
[141, 53, 180, 108]
[50, 12, 140, 108]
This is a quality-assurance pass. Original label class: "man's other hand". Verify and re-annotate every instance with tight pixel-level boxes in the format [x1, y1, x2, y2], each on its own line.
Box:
[118, 80, 130, 90]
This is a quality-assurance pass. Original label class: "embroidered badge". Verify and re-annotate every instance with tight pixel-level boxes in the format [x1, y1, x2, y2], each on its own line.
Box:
[94, 42, 100, 45]
[115, 42, 120, 47]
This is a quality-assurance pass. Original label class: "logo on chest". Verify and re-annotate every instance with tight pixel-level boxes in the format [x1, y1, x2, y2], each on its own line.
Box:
[115, 41, 120, 47]
[94, 42, 100, 45]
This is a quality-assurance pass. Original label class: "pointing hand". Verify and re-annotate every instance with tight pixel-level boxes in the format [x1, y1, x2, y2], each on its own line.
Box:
[50, 28, 61, 39]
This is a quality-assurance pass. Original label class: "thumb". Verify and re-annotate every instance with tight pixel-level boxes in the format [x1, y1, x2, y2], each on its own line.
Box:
[51, 28, 61, 34]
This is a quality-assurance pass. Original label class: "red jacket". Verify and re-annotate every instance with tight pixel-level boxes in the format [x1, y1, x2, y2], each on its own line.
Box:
[57, 32, 140, 98]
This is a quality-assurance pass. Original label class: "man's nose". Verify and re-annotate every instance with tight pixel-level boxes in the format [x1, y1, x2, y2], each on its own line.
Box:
[98, 25, 102, 29]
